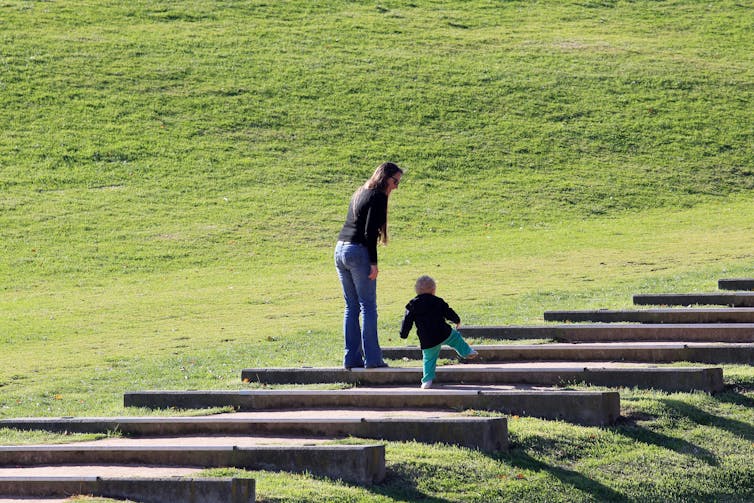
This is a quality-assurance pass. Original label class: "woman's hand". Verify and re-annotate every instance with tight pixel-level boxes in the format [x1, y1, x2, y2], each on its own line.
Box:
[369, 264, 379, 280]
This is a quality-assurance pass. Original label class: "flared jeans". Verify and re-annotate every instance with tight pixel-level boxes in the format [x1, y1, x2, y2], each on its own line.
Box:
[334, 241, 384, 368]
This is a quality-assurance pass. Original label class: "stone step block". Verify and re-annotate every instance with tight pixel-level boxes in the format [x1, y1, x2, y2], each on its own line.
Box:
[0, 415, 507, 452]
[240, 366, 723, 393]
[0, 476, 254, 503]
[123, 389, 620, 426]
[0, 444, 384, 486]
[543, 308, 754, 323]
[382, 342, 754, 364]
[633, 293, 754, 307]
[460, 324, 754, 343]
[718, 278, 754, 291]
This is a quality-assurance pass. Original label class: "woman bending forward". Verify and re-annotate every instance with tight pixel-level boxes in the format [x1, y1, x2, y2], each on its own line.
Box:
[334, 162, 403, 369]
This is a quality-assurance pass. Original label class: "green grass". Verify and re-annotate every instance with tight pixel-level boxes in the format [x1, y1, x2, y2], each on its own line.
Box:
[0, 428, 110, 445]
[1, 0, 753, 501]
[203, 386, 754, 503]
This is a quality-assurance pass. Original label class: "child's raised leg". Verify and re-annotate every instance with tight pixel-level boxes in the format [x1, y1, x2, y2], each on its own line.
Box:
[444, 328, 477, 359]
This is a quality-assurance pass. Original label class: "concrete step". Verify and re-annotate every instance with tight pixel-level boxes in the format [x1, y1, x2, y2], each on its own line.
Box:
[718, 278, 754, 291]
[0, 414, 507, 452]
[123, 388, 620, 426]
[460, 324, 754, 342]
[0, 443, 385, 486]
[240, 365, 723, 393]
[382, 342, 754, 364]
[0, 475, 253, 503]
[633, 292, 754, 307]
[0, 475, 254, 503]
[543, 307, 754, 323]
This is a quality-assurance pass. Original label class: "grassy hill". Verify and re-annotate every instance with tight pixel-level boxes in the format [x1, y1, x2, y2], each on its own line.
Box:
[1, 0, 753, 501]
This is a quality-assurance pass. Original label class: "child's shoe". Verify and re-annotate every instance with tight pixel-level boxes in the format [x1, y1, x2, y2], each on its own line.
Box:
[465, 349, 479, 360]
[421, 380, 433, 389]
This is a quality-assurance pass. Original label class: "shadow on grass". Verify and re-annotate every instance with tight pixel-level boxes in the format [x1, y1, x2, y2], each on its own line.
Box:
[370, 451, 628, 503]
[661, 396, 754, 443]
[615, 417, 719, 466]
[356, 465, 451, 503]
[364, 467, 455, 503]
[715, 388, 754, 409]
[502, 450, 630, 503]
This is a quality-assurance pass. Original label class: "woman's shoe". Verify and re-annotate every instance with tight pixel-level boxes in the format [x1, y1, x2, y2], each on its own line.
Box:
[365, 362, 389, 369]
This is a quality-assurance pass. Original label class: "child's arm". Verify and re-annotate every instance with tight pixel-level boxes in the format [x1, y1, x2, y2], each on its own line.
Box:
[399, 308, 414, 339]
[444, 303, 461, 327]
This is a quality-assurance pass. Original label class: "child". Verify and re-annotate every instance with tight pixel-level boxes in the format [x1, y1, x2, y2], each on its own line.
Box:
[399, 275, 478, 389]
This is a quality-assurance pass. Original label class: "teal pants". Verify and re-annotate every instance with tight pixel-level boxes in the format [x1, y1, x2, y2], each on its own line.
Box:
[421, 328, 474, 384]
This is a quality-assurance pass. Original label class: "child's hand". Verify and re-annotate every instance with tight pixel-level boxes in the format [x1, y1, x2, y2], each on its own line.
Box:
[455, 323, 461, 329]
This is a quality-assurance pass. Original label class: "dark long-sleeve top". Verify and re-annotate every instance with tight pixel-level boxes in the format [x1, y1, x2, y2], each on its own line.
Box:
[399, 294, 461, 349]
[337, 188, 387, 265]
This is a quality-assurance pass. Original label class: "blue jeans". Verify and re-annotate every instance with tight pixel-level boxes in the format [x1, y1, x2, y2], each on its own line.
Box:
[334, 241, 384, 368]
[421, 328, 473, 383]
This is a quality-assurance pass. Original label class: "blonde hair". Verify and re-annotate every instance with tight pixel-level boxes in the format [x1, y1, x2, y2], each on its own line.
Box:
[414, 275, 436, 294]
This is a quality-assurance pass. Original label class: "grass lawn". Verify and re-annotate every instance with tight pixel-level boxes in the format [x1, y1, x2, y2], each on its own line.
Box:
[1, 0, 753, 501]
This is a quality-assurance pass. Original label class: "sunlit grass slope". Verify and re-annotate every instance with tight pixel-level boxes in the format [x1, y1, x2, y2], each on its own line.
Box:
[1, 0, 753, 501]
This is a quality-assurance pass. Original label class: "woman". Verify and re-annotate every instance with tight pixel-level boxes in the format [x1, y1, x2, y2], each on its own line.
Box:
[334, 162, 403, 369]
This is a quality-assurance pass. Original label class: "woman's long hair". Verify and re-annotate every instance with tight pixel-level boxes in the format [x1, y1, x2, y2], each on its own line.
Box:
[364, 162, 403, 192]
[357, 161, 403, 245]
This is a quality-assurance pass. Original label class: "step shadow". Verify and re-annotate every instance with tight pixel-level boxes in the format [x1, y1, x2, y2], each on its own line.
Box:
[715, 388, 754, 409]
[499, 450, 630, 502]
[660, 396, 754, 443]
[615, 417, 718, 466]
[369, 449, 627, 502]
[364, 467, 455, 503]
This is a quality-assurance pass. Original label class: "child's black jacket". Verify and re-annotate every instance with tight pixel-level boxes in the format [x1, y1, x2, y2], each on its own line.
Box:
[399, 293, 461, 349]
